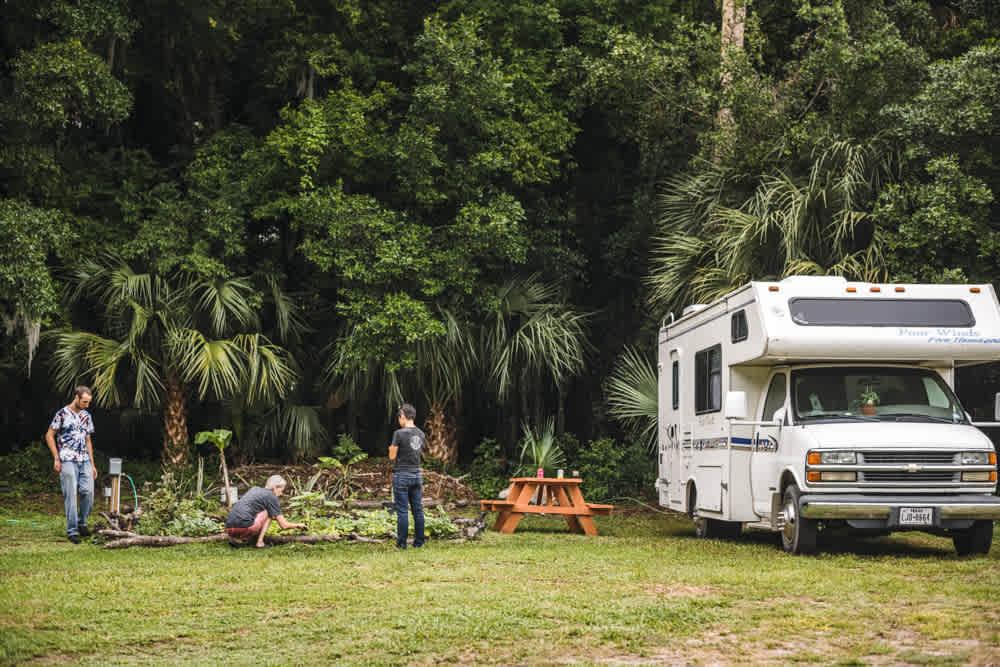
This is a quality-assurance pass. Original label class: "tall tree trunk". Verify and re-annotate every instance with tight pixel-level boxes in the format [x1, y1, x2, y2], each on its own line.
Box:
[162, 371, 191, 466]
[716, 0, 746, 153]
[424, 403, 458, 464]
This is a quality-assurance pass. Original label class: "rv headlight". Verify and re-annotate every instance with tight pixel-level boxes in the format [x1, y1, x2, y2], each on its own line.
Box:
[820, 451, 857, 465]
[959, 451, 990, 465]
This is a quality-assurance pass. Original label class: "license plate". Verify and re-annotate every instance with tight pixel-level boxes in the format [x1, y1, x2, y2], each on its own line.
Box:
[899, 507, 933, 525]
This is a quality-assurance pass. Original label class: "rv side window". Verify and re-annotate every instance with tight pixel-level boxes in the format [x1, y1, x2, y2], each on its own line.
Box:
[788, 298, 974, 327]
[671, 361, 679, 410]
[731, 310, 748, 343]
[762, 373, 787, 422]
[695, 345, 722, 414]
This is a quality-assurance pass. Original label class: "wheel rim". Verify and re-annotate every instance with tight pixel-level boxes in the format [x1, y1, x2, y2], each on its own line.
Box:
[782, 497, 797, 545]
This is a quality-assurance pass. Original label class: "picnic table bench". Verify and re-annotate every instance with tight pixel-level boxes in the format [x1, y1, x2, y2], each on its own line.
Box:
[480, 477, 613, 536]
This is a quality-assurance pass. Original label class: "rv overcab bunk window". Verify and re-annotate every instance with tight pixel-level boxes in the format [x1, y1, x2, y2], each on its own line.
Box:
[788, 298, 974, 327]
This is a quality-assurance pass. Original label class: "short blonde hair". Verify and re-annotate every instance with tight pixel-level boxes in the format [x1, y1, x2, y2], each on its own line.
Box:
[265, 475, 286, 491]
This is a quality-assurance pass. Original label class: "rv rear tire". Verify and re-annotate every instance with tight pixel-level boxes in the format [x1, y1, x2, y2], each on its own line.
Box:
[780, 484, 817, 554]
[952, 520, 992, 556]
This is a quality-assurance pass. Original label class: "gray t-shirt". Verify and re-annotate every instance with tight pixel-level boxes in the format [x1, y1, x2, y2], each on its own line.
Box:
[392, 426, 425, 474]
[225, 487, 282, 528]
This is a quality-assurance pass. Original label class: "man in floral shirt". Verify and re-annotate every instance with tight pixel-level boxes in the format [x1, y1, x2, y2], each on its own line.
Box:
[45, 386, 97, 543]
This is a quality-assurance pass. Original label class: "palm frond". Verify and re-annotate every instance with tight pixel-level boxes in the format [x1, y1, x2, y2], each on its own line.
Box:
[518, 417, 565, 473]
[170, 328, 244, 399]
[188, 277, 258, 337]
[604, 345, 659, 452]
[233, 333, 297, 404]
[259, 402, 328, 460]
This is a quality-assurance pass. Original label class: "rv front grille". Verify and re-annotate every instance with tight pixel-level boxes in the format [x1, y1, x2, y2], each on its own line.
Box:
[859, 452, 956, 465]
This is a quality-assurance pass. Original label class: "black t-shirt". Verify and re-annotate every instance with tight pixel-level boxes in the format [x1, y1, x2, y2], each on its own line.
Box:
[225, 487, 282, 528]
[392, 426, 425, 473]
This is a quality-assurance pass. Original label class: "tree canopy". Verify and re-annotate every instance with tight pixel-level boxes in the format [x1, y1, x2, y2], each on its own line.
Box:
[2, 0, 998, 461]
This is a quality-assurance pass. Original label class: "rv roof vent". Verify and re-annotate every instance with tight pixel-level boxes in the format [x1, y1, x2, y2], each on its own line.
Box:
[682, 304, 709, 317]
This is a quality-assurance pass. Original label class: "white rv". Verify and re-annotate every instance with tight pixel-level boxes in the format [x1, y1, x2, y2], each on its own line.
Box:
[656, 276, 1000, 555]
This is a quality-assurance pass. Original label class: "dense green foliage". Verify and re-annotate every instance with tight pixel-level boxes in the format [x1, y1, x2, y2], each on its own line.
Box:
[2, 0, 998, 476]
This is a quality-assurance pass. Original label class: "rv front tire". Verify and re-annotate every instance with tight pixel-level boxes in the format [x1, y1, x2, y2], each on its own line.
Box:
[781, 484, 817, 554]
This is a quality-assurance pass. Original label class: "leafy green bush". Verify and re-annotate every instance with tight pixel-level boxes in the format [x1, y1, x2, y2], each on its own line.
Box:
[280, 507, 458, 539]
[137, 473, 221, 537]
[575, 438, 655, 503]
[467, 438, 509, 499]
[0, 443, 52, 493]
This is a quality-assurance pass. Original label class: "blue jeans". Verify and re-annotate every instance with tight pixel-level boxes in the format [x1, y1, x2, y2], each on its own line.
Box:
[392, 471, 425, 549]
[60, 461, 94, 537]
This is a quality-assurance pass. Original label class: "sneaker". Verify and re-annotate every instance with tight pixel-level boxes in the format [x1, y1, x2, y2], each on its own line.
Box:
[228, 539, 246, 549]
[254, 543, 270, 549]
[78, 526, 91, 537]
[67, 535, 81, 544]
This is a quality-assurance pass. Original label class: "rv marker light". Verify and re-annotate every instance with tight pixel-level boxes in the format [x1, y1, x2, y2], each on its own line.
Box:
[894, 286, 905, 292]
[807, 452, 821, 465]
[970, 287, 981, 293]
[846, 286, 857, 293]
[962, 472, 992, 483]
[768, 285, 779, 292]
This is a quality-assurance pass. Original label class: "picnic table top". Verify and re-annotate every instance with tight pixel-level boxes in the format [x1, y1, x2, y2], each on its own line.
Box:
[509, 477, 582, 484]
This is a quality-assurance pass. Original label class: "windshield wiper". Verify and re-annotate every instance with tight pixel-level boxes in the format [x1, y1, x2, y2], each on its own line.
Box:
[798, 414, 879, 423]
[877, 413, 958, 424]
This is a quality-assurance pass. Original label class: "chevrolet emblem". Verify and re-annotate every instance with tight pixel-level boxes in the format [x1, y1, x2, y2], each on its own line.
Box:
[905, 464, 922, 473]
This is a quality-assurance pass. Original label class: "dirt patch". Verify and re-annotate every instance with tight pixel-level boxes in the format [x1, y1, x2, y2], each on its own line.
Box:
[645, 583, 720, 598]
[591, 628, 999, 665]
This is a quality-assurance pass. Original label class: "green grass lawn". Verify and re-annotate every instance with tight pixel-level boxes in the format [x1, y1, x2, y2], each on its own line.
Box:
[1, 497, 998, 665]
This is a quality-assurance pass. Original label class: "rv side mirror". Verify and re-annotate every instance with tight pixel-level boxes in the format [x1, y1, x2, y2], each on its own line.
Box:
[724, 391, 747, 420]
[994, 392, 1000, 421]
[771, 407, 786, 426]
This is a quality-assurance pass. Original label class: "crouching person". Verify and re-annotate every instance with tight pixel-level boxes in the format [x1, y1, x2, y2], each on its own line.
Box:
[224, 475, 305, 549]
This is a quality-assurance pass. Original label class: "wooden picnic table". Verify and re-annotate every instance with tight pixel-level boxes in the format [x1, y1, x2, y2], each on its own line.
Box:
[480, 477, 613, 536]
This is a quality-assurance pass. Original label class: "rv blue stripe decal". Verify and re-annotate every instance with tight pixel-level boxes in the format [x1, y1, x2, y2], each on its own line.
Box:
[731, 437, 754, 445]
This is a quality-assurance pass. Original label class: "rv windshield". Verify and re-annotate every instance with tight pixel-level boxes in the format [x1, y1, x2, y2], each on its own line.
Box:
[791, 367, 968, 424]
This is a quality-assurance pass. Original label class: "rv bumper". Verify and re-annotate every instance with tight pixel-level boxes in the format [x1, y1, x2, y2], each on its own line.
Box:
[799, 493, 1000, 526]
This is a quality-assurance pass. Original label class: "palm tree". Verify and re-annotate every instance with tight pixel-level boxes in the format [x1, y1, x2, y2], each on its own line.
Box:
[482, 274, 591, 438]
[648, 136, 894, 317]
[49, 253, 296, 466]
[324, 307, 474, 464]
[604, 345, 659, 452]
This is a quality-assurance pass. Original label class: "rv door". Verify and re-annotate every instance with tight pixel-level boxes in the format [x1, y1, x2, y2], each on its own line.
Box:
[751, 370, 787, 518]
[669, 350, 685, 507]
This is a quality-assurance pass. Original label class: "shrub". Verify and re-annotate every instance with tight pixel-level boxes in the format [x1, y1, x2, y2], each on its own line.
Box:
[466, 438, 509, 499]
[137, 473, 220, 537]
[0, 443, 52, 493]
[575, 438, 655, 502]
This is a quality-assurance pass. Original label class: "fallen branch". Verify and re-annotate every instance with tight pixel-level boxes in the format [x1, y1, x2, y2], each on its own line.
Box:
[99, 530, 384, 548]
[103, 533, 228, 549]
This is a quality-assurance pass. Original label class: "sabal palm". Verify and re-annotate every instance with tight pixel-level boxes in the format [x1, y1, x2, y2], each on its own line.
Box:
[518, 417, 565, 475]
[324, 307, 475, 463]
[50, 254, 296, 465]
[483, 274, 590, 406]
[648, 136, 894, 316]
[604, 345, 659, 452]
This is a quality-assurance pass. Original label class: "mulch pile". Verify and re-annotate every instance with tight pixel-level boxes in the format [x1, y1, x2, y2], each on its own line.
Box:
[227, 460, 480, 504]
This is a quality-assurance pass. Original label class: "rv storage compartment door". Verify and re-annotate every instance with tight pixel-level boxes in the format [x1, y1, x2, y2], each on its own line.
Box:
[696, 466, 724, 512]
